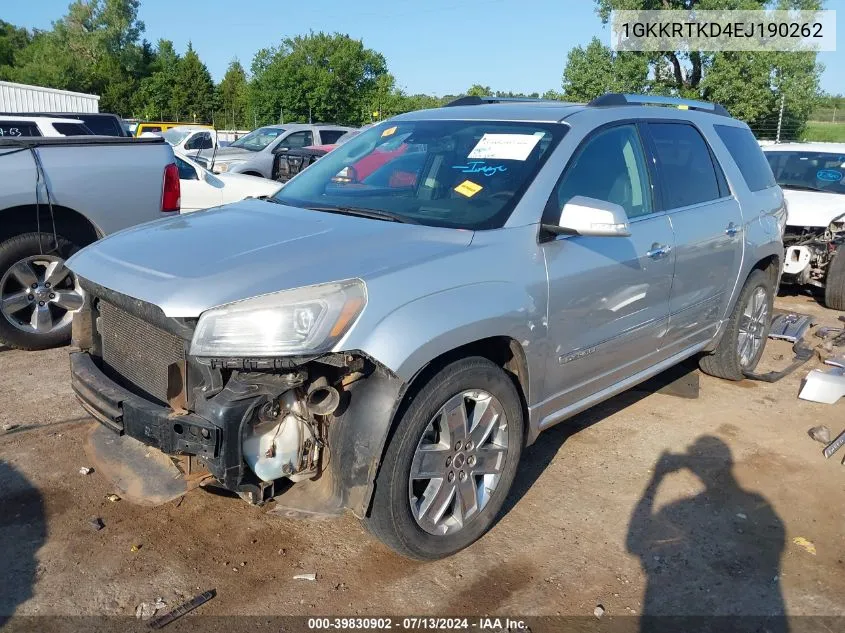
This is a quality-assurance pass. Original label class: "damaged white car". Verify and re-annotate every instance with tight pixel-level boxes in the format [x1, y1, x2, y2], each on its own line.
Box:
[764, 143, 845, 309]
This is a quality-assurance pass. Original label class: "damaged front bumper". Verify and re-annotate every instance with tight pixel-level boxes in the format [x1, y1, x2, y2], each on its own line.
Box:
[70, 348, 406, 517]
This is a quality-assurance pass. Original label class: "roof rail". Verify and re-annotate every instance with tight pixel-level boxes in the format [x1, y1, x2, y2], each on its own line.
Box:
[443, 95, 561, 108]
[588, 93, 730, 117]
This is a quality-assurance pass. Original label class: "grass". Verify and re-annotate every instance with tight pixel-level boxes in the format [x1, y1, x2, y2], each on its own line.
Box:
[801, 121, 845, 142]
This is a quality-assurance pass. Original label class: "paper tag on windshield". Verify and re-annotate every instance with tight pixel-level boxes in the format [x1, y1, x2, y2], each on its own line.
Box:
[454, 180, 483, 197]
[381, 126, 397, 137]
[468, 133, 543, 161]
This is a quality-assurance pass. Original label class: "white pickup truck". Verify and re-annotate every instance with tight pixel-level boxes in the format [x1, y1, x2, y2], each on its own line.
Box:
[0, 136, 178, 350]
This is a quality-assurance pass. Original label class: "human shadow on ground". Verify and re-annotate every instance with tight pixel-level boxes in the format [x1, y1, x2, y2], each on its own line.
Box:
[0, 460, 46, 626]
[626, 436, 786, 632]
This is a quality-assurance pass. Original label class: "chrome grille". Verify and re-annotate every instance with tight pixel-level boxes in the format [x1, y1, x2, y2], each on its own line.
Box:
[98, 301, 185, 403]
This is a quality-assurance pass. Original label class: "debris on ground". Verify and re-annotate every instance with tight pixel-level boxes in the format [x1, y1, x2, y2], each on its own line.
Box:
[79, 466, 94, 475]
[293, 573, 317, 581]
[147, 590, 216, 629]
[105, 493, 121, 502]
[2, 423, 18, 431]
[825, 355, 845, 369]
[770, 313, 814, 342]
[88, 517, 104, 531]
[799, 368, 845, 404]
[736, 512, 748, 520]
[593, 604, 605, 618]
[823, 429, 845, 459]
[808, 426, 832, 444]
[792, 536, 817, 556]
[130, 544, 141, 552]
[135, 602, 157, 620]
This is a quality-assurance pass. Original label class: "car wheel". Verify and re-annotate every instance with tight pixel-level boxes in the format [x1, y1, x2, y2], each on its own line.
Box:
[699, 268, 773, 381]
[364, 357, 524, 560]
[0, 232, 84, 350]
[824, 247, 845, 311]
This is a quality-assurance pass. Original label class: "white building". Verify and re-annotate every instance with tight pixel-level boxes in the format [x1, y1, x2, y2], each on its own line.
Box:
[0, 81, 100, 113]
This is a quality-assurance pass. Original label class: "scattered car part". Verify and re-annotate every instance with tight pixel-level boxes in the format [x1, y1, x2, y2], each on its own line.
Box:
[808, 425, 831, 444]
[799, 367, 845, 404]
[743, 339, 814, 383]
[147, 590, 216, 630]
[293, 573, 317, 581]
[825, 355, 845, 368]
[88, 517, 104, 531]
[823, 428, 845, 459]
[768, 312, 814, 342]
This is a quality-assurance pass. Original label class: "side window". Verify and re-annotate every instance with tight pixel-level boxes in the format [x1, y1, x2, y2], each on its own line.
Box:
[648, 123, 722, 209]
[320, 130, 347, 145]
[551, 124, 652, 220]
[714, 125, 776, 192]
[0, 122, 42, 137]
[175, 157, 198, 180]
[52, 122, 92, 136]
[284, 131, 313, 149]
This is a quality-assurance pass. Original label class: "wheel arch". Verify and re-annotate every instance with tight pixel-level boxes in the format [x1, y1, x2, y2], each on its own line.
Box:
[0, 204, 101, 248]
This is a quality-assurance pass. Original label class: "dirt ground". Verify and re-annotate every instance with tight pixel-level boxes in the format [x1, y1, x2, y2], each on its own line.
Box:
[1, 291, 844, 628]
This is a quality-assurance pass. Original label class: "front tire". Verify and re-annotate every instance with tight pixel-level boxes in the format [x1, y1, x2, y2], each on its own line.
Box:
[0, 232, 84, 350]
[699, 269, 774, 380]
[824, 247, 845, 311]
[364, 357, 524, 560]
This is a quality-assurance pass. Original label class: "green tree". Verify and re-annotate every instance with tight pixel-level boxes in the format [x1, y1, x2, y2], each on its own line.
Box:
[9, 0, 147, 114]
[561, 38, 648, 101]
[133, 39, 179, 119]
[170, 42, 214, 122]
[216, 59, 249, 129]
[250, 32, 387, 125]
[0, 20, 32, 78]
[466, 84, 492, 97]
[593, 0, 824, 136]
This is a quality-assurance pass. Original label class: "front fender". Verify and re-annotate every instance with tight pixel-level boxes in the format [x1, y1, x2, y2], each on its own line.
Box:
[352, 281, 544, 394]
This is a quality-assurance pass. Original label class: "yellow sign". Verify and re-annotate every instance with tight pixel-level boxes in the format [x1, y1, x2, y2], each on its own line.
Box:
[381, 126, 397, 137]
[454, 180, 483, 197]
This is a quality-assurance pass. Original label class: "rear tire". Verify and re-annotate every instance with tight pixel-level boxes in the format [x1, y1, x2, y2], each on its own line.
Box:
[824, 247, 845, 311]
[699, 269, 774, 381]
[0, 232, 82, 350]
[364, 357, 523, 560]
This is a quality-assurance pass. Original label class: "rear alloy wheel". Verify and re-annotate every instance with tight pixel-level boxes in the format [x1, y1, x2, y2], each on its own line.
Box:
[365, 357, 523, 560]
[699, 269, 774, 380]
[0, 233, 83, 350]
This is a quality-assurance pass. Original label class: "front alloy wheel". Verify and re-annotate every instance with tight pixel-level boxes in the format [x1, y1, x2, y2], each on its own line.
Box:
[365, 357, 523, 560]
[409, 389, 509, 536]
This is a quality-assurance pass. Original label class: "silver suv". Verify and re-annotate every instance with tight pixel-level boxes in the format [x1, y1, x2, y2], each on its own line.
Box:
[67, 94, 785, 560]
[205, 123, 355, 178]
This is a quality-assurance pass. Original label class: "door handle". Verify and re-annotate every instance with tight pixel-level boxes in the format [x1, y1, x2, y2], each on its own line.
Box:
[725, 222, 740, 237]
[647, 244, 672, 259]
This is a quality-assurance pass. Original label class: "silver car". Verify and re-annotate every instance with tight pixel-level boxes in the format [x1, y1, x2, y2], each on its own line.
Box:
[67, 94, 785, 560]
[206, 123, 355, 178]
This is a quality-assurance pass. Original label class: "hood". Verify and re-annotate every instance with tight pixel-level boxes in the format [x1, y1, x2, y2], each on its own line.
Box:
[210, 147, 255, 160]
[66, 199, 472, 317]
[783, 189, 845, 227]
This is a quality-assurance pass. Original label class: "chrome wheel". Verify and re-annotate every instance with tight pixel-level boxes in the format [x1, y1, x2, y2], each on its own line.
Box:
[0, 255, 83, 335]
[409, 389, 509, 536]
[737, 286, 769, 368]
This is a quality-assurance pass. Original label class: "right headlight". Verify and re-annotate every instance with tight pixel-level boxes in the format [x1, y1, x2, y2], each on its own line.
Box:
[212, 160, 244, 174]
[190, 279, 367, 358]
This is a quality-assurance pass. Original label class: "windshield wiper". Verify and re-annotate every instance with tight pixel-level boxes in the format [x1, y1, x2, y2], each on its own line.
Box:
[303, 205, 420, 224]
[780, 184, 833, 193]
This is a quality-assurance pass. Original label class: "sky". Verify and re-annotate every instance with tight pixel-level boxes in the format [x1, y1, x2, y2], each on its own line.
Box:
[4, 0, 845, 97]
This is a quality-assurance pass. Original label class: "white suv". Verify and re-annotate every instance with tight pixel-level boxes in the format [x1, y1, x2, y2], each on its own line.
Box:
[764, 143, 845, 309]
[0, 115, 92, 137]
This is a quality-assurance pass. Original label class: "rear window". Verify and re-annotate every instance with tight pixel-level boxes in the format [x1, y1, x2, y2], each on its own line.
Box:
[0, 122, 41, 137]
[52, 122, 92, 136]
[715, 125, 776, 192]
[648, 123, 723, 209]
[320, 130, 348, 145]
[79, 115, 123, 136]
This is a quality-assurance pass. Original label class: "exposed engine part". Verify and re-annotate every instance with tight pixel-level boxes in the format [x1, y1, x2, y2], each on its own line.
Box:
[242, 389, 320, 483]
[782, 223, 845, 288]
[306, 376, 341, 416]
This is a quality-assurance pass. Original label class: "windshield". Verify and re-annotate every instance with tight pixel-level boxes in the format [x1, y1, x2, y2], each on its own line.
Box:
[229, 126, 286, 151]
[765, 150, 845, 195]
[272, 120, 565, 230]
[163, 128, 193, 145]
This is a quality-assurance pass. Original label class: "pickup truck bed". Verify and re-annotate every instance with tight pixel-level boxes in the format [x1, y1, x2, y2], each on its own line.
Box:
[0, 136, 177, 350]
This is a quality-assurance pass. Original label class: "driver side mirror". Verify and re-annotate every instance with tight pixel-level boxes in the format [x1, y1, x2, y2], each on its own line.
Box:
[543, 195, 631, 238]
